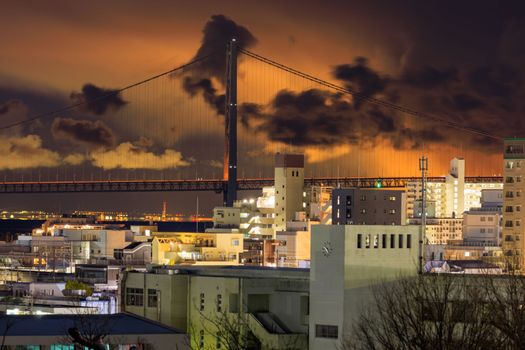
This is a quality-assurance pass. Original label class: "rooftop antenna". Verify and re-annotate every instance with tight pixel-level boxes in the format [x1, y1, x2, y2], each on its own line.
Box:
[419, 154, 428, 274]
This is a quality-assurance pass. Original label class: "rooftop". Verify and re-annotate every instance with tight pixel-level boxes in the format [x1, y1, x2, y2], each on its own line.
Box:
[0, 313, 183, 336]
[148, 264, 309, 280]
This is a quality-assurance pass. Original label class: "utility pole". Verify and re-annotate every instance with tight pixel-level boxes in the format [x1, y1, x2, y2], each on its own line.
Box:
[419, 155, 428, 274]
[224, 38, 238, 207]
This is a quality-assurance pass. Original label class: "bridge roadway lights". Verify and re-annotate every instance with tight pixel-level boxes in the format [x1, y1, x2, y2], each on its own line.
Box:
[0, 176, 503, 194]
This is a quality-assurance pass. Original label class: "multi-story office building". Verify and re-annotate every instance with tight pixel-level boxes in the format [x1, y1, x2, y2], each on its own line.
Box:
[331, 188, 406, 225]
[502, 138, 525, 267]
[124, 266, 309, 350]
[309, 224, 420, 350]
[274, 154, 305, 232]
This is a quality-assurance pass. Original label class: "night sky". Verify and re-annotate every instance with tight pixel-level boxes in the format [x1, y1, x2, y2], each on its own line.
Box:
[0, 1, 524, 215]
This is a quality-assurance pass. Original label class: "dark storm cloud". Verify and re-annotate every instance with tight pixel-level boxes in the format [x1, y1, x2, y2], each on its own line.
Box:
[467, 66, 520, 99]
[240, 49, 525, 152]
[70, 84, 128, 115]
[179, 14, 257, 115]
[0, 99, 23, 115]
[400, 66, 458, 89]
[191, 14, 258, 80]
[182, 77, 225, 115]
[0, 83, 67, 118]
[451, 94, 483, 111]
[51, 117, 116, 148]
[333, 57, 388, 106]
[240, 89, 444, 150]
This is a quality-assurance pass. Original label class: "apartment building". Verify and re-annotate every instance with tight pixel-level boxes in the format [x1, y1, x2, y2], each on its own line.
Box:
[406, 158, 503, 218]
[332, 188, 407, 225]
[502, 138, 525, 268]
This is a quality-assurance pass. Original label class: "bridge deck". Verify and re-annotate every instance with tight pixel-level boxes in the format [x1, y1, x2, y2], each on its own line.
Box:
[0, 177, 503, 193]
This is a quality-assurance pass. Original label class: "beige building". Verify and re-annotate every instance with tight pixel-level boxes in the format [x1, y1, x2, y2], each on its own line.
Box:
[409, 217, 463, 245]
[462, 208, 502, 245]
[502, 138, 525, 268]
[124, 266, 309, 350]
[306, 185, 332, 224]
[274, 154, 305, 232]
[275, 214, 317, 268]
[309, 224, 420, 350]
[210, 197, 274, 238]
[151, 231, 244, 265]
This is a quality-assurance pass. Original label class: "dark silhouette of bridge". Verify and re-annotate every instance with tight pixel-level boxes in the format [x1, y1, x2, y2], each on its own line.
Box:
[0, 176, 502, 194]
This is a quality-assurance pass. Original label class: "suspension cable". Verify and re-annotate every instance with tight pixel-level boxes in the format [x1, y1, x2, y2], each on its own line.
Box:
[0, 52, 218, 130]
[239, 48, 502, 141]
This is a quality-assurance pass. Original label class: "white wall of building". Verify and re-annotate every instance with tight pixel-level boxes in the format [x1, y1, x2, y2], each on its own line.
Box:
[309, 225, 420, 350]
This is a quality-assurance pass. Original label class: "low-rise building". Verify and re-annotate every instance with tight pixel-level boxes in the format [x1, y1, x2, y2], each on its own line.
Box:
[151, 231, 244, 265]
[462, 188, 503, 245]
[75, 264, 122, 292]
[124, 266, 309, 350]
[0, 314, 187, 349]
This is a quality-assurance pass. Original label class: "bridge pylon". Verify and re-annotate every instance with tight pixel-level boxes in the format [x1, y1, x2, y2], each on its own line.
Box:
[223, 38, 238, 206]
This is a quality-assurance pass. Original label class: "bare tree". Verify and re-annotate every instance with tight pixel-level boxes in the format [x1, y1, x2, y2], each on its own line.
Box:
[189, 307, 255, 350]
[0, 317, 18, 350]
[481, 273, 525, 350]
[188, 300, 301, 350]
[66, 313, 113, 350]
[345, 274, 502, 350]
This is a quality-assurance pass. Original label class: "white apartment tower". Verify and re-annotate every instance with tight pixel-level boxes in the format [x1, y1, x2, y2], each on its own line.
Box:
[446, 157, 465, 218]
[502, 138, 525, 268]
[274, 154, 305, 232]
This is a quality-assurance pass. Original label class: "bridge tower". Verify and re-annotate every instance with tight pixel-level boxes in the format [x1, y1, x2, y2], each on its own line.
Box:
[223, 38, 238, 206]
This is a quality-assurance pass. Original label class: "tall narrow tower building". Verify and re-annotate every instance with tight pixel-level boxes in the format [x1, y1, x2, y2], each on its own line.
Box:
[502, 138, 525, 269]
[274, 154, 305, 233]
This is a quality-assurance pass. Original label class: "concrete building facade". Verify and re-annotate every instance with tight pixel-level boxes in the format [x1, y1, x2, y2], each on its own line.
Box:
[409, 217, 463, 245]
[309, 224, 420, 350]
[332, 188, 407, 225]
[274, 154, 305, 232]
[124, 266, 309, 350]
[502, 138, 525, 267]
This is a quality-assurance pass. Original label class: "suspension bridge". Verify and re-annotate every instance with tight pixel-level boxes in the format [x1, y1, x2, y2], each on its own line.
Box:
[0, 39, 504, 203]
